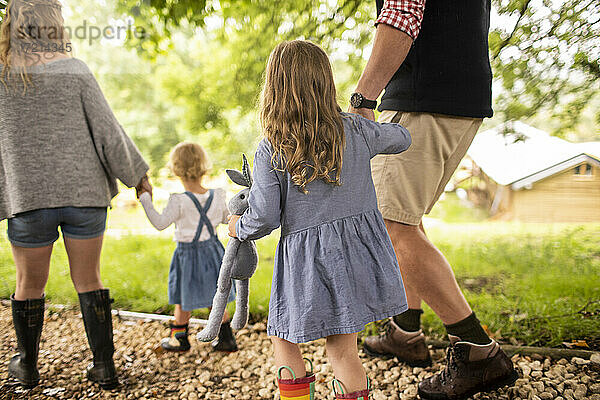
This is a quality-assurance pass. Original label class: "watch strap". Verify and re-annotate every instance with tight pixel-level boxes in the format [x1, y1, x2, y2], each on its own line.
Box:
[361, 98, 377, 109]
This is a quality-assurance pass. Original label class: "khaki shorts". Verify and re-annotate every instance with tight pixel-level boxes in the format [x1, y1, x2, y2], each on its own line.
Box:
[371, 111, 482, 225]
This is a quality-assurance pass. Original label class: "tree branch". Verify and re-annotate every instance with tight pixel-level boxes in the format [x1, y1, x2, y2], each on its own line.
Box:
[492, 0, 532, 61]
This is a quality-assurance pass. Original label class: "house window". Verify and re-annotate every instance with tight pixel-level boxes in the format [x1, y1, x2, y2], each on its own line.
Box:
[574, 163, 593, 176]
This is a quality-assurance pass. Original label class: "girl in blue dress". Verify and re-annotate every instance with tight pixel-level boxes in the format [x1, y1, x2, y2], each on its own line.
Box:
[140, 142, 236, 353]
[228, 41, 412, 399]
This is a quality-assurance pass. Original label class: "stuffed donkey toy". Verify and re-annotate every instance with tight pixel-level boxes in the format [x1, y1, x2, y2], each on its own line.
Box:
[197, 155, 259, 342]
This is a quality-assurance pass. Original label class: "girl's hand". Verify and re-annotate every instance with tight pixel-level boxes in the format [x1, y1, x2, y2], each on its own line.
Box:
[348, 106, 375, 121]
[228, 215, 241, 238]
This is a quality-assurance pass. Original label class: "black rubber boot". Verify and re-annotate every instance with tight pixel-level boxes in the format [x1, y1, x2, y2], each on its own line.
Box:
[211, 321, 238, 352]
[79, 289, 118, 390]
[160, 323, 191, 352]
[8, 294, 45, 388]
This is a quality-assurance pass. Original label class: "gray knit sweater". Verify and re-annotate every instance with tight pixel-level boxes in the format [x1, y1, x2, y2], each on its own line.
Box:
[0, 58, 149, 220]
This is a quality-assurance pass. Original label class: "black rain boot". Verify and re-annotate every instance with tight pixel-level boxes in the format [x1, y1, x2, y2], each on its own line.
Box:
[8, 294, 45, 388]
[79, 289, 118, 390]
[211, 321, 238, 352]
[160, 323, 191, 352]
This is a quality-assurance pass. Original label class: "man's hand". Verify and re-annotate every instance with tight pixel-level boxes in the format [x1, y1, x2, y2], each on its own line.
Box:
[228, 215, 241, 238]
[348, 106, 375, 121]
[136, 175, 153, 199]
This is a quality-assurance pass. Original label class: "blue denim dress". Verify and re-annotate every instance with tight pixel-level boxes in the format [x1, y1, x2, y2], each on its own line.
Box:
[236, 113, 412, 343]
[169, 190, 235, 311]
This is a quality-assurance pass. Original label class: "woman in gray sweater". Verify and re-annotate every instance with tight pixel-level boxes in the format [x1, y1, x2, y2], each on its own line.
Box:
[0, 0, 150, 389]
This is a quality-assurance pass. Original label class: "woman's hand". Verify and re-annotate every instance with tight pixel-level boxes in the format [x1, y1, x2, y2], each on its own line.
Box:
[228, 215, 241, 238]
[136, 175, 153, 199]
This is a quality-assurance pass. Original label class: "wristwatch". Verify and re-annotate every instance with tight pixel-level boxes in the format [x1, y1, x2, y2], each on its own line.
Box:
[350, 92, 377, 110]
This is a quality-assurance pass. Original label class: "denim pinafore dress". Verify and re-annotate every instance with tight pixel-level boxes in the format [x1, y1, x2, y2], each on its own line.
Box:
[168, 190, 235, 311]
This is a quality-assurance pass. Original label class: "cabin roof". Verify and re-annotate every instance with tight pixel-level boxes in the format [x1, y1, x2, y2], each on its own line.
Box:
[467, 122, 600, 189]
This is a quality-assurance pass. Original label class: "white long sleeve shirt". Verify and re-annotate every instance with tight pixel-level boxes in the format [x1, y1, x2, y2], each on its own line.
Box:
[140, 189, 229, 243]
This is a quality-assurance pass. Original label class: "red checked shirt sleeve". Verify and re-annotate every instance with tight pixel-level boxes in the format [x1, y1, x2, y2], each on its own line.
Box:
[376, 0, 426, 40]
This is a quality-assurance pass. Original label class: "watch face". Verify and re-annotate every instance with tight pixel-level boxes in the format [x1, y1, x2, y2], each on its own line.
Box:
[350, 93, 363, 108]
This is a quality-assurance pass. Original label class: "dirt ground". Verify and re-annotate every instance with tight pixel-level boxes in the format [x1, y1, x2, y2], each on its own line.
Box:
[1, 303, 598, 400]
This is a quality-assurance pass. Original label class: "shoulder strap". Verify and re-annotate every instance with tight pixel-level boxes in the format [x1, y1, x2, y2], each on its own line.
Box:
[184, 190, 218, 242]
[202, 189, 215, 214]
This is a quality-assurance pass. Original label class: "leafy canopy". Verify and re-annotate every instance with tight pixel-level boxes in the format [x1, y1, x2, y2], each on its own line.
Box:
[0, 0, 597, 174]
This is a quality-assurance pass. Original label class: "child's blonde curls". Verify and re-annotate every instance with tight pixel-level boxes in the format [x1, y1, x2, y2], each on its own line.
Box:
[169, 142, 212, 181]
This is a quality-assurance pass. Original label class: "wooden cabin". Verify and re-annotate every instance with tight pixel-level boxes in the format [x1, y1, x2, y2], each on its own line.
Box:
[459, 122, 600, 223]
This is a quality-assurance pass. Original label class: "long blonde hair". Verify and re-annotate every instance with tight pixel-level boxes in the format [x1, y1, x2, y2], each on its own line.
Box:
[260, 40, 345, 193]
[0, 0, 70, 91]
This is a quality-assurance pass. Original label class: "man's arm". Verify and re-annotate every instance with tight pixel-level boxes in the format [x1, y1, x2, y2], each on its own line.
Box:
[350, 0, 426, 120]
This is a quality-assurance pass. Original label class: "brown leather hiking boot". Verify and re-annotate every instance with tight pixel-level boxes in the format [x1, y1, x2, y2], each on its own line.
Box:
[363, 319, 432, 367]
[418, 335, 519, 400]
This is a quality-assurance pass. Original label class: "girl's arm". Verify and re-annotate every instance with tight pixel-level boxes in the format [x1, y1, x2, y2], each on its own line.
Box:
[139, 192, 180, 231]
[81, 68, 149, 188]
[355, 114, 412, 158]
[235, 141, 282, 241]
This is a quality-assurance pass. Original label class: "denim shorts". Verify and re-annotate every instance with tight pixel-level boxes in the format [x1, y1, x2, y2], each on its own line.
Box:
[7, 207, 107, 248]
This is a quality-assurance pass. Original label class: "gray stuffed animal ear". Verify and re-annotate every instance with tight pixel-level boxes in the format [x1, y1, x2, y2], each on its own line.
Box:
[242, 154, 253, 187]
[226, 169, 250, 187]
[226, 154, 253, 187]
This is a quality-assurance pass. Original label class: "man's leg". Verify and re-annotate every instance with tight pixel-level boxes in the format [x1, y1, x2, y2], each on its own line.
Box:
[404, 285, 422, 310]
[389, 220, 471, 324]
[387, 220, 490, 343]
[392, 268, 423, 333]
[365, 111, 482, 365]
[366, 111, 517, 398]
[363, 217, 489, 365]
[369, 111, 485, 329]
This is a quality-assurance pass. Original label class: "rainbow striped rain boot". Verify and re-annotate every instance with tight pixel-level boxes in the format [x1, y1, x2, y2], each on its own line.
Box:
[331, 377, 371, 400]
[160, 323, 191, 352]
[277, 361, 316, 400]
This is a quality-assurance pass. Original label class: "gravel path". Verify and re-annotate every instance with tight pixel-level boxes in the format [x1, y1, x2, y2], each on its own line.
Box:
[1, 304, 598, 400]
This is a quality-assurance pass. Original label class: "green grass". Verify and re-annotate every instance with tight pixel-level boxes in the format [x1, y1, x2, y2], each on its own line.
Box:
[421, 223, 600, 347]
[427, 192, 488, 223]
[0, 208, 280, 319]
[1, 203, 598, 348]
